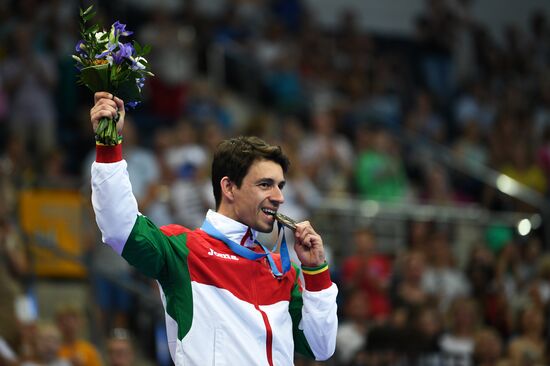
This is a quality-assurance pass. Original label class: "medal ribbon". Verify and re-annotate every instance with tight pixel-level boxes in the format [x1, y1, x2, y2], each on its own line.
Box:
[201, 219, 291, 277]
[201, 220, 290, 277]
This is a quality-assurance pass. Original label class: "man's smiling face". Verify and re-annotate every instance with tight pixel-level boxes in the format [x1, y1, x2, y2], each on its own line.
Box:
[231, 159, 286, 233]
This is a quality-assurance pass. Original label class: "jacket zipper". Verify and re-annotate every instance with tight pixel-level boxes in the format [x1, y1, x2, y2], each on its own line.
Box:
[252, 260, 274, 366]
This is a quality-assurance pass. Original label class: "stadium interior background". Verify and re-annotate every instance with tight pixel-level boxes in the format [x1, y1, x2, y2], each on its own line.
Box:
[2, 0, 550, 365]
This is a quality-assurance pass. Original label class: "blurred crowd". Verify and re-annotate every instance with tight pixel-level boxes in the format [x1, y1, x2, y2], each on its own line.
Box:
[1, 0, 550, 365]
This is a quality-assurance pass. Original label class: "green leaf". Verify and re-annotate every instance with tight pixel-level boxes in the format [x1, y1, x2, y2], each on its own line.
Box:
[86, 24, 100, 35]
[133, 41, 142, 54]
[114, 77, 142, 102]
[83, 11, 96, 22]
[141, 44, 152, 56]
[80, 64, 111, 92]
[82, 5, 94, 16]
[80, 64, 142, 102]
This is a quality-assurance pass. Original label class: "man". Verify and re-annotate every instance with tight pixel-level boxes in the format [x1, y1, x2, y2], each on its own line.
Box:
[105, 329, 134, 366]
[89, 92, 338, 365]
[55, 304, 103, 366]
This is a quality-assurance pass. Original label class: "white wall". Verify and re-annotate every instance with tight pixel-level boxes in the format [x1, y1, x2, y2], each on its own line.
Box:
[304, 0, 550, 37]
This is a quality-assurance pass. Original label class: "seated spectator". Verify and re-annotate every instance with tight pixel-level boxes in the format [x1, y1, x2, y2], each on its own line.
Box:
[0, 209, 29, 349]
[106, 329, 135, 366]
[418, 163, 464, 205]
[507, 306, 547, 366]
[21, 321, 70, 366]
[55, 304, 103, 366]
[354, 126, 409, 202]
[501, 138, 546, 195]
[391, 251, 431, 312]
[473, 327, 510, 366]
[439, 297, 480, 366]
[336, 289, 370, 365]
[421, 230, 470, 311]
[0, 335, 18, 366]
[299, 110, 355, 196]
[341, 228, 392, 321]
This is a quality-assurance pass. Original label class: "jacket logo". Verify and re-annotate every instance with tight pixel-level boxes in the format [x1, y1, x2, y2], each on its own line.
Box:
[208, 248, 239, 261]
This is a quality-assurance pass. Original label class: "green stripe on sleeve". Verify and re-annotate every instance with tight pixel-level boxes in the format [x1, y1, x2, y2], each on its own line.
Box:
[289, 263, 315, 359]
[122, 215, 194, 340]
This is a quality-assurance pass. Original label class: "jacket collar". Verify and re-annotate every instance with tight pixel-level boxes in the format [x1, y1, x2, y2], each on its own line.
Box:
[205, 209, 257, 248]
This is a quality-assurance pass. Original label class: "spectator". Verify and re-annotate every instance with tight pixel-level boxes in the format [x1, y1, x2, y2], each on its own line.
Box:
[55, 304, 103, 366]
[439, 297, 480, 366]
[341, 228, 392, 321]
[21, 321, 70, 366]
[454, 81, 497, 136]
[0, 334, 18, 365]
[421, 230, 470, 311]
[391, 251, 431, 312]
[105, 329, 135, 366]
[472, 327, 509, 366]
[164, 118, 211, 229]
[414, 0, 456, 103]
[355, 126, 409, 202]
[336, 289, 370, 365]
[185, 80, 233, 130]
[418, 163, 463, 205]
[507, 306, 547, 366]
[501, 139, 546, 195]
[452, 118, 488, 201]
[2, 23, 58, 156]
[299, 110, 355, 196]
[0, 196, 29, 348]
[404, 90, 446, 143]
[139, 6, 195, 121]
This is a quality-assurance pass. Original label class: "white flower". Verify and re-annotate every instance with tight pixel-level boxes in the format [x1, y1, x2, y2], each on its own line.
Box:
[130, 56, 147, 71]
[95, 31, 107, 42]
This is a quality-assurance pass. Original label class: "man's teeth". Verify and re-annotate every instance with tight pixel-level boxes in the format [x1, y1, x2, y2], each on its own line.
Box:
[262, 208, 276, 216]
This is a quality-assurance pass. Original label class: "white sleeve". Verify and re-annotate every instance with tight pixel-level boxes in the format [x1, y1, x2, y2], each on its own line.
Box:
[300, 283, 338, 360]
[91, 160, 139, 255]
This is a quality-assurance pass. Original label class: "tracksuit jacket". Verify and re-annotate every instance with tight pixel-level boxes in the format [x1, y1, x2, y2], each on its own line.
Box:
[91, 144, 338, 366]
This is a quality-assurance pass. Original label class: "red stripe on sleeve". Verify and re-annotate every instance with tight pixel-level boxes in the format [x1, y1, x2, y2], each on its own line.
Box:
[96, 144, 123, 163]
[303, 269, 332, 291]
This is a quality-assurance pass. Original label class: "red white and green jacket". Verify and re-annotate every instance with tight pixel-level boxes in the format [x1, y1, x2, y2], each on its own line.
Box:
[91, 145, 338, 366]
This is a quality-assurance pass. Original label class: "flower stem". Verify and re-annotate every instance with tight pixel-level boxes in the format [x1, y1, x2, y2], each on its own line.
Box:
[95, 116, 119, 145]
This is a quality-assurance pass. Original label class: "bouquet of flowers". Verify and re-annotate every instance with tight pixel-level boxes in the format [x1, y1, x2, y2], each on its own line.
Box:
[72, 5, 153, 145]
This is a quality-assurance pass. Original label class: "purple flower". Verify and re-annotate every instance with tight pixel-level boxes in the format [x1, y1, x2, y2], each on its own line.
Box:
[95, 42, 117, 59]
[126, 101, 140, 109]
[137, 77, 145, 90]
[75, 40, 87, 56]
[113, 21, 133, 37]
[130, 56, 146, 71]
[112, 42, 135, 65]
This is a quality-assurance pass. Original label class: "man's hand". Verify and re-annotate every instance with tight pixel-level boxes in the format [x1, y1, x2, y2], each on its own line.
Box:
[294, 221, 326, 267]
[90, 92, 125, 134]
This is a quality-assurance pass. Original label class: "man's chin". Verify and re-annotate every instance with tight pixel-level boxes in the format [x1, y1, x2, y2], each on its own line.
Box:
[255, 222, 274, 233]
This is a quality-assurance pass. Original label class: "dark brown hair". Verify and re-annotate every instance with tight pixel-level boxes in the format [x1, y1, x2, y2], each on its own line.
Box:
[211, 136, 290, 209]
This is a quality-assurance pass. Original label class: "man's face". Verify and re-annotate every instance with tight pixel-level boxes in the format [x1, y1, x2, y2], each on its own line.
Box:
[107, 339, 134, 366]
[232, 159, 285, 233]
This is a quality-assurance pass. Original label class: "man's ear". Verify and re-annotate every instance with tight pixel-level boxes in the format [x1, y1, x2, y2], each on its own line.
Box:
[220, 177, 235, 203]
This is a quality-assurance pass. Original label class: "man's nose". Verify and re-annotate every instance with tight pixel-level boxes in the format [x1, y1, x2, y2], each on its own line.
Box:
[271, 186, 284, 204]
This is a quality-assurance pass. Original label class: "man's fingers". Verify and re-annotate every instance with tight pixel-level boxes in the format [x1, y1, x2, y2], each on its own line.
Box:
[113, 96, 125, 113]
[94, 91, 115, 104]
[91, 103, 118, 120]
[91, 109, 117, 122]
[301, 234, 313, 248]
